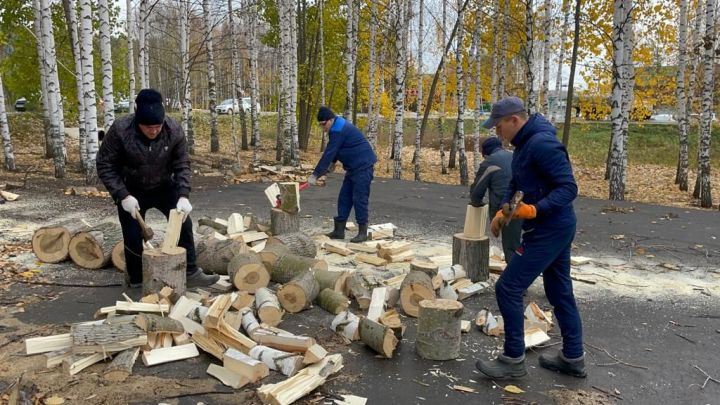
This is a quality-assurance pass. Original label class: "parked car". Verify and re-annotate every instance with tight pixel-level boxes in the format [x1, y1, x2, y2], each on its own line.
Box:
[115, 99, 130, 113]
[649, 113, 675, 122]
[216, 98, 239, 115]
[241, 97, 261, 113]
[14, 97, 26, 112]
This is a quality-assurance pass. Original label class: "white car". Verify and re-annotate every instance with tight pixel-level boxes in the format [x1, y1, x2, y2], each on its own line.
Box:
[649, 113, 675, 122]
[241, 97, 261, 114]
[216, 98, 261, 115]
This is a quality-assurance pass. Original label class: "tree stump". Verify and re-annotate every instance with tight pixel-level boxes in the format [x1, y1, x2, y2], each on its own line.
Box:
[316, 288, 349, 315]
[265, 232, 317, 258]
[452, 233, 489, 282]
[255, 287, 283, 327]
[196, 236, 249, 275]
[111, 241, 126, 272]
[270, 254, 328, 284]
[277, 271, 320, 313]
[270, 208, 299, 235]
[416, 299, 464, 360]
[32, 221, 91, 263]
[228, 252, 269, 292]
[142, 247, 186, 296]
[68, 222, 123, 269]
[314, 269, 350, 294]
[399, 270, 436, 318]
[359, 317, 398, 358]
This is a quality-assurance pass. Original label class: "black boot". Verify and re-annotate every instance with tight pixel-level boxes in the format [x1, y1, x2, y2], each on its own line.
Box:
[350, 223, 368, 243]
[476, 354, 527, 379]
[539, 351, 587, 378]
[326, 220, 346, 239]
[186, 268, 220, 288]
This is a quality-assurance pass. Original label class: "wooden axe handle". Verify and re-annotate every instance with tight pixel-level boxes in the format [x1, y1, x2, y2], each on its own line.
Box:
[134, 209, 155, 242]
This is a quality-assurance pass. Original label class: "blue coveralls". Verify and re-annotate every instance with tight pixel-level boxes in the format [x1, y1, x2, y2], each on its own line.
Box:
[313, 117, 377, 224]
[495, 114, 584, 359]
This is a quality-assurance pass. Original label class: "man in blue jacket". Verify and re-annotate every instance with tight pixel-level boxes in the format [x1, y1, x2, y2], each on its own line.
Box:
[475, 97, 586, 379]
[308, 107, 377, 242]
[470, 137, 522, 262]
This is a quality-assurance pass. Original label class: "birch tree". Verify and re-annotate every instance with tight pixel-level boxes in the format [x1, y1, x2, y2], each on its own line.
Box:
[344, 0, 358, 118]
[472, 5, 482, 174]
[33, 0, 52, 158]
[0, 75, 15, 171]
[674, 0, 688, 190]
[180, 0, 194, 154]
[455, 0, 469, 186]
[439, 0, 448, 175]
[524, 0, 537, 113]
[227, 0, 241, 163]
[540, 0, 552, 116]
[608, 0, 631, 200]
[553, 0, 570, 122]
[249, 0, 261, 165]
[319, 0, 329, 151]
[127, 0, 135, 111]
[392, 0, 409, 179]
[62, 0, 86, 167]
[498, 0, 509, 98]
[366, 0, 379, 150]
[619, 11, 634, 191]
[413, 0, 424, 181]
[279, 0, 299, 165]
[203, 0, 219, 153]
[680, 0, 703, 191]
[490, 0, 500, 103]
[139, 0, 149, 89]
[98, 0, 115, 129]
[80, 0, 99, 183]
[695, 0, 715, 208]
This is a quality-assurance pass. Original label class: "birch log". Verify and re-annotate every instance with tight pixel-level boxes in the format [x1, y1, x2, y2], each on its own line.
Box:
[277, 271, 320, 313]
[255, 287, 284, 327]
[33, 221, 91, 263]
[228, 252, 269, 292]
[249, 345, 304, 377]
[316, 288, 349, 315]
[359, 317, 398, 358]
[142, 247, 187, 296]
[265, 232, 317, 258]
[68, 222, 123, 269]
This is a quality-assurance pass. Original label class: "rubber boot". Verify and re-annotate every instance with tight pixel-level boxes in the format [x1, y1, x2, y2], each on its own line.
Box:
[186, 268, 220, 288]
[476, 354, 527, 379]
[326, 220, 346, 239]
[539, 351, 587, 378]
[350, 223, 368, 243]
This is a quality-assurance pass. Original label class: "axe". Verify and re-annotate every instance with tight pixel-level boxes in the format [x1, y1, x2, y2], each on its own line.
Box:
[134, 209, 155, 244]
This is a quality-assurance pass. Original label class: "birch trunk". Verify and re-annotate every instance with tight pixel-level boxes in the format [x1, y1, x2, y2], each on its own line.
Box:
[203, 0, 219, 153]
[367, 0, 378, 149]
[392, 0, 409, 180]
[228, 0, 241, 163]
[62, 0, 86, 168]
[472, 6, 482, 174]
[525, 0, 536, 114]
[33, 0, 52, 159]
[696, 0, 715, 207]
[290, 1, 299, 165]
[456, 0, 468, 186]
[126, 0, 135, 111]
[99, 0, 115, 130]
[554, 0, 570, 123]
[498, 0, 509, 99]
[40, 0, 66, 153]
[686, 0, 704, 193]
[250, 0, 261, 165]
[319, 0, 328, 151]
[608, 0, 629, 200]
[675, 0, 689, 190]
[79, 0, 99, 184]
[490, 0, 499, 103]
[413, 0, 424, 182]
[0, 75, 15, 171]
[180, 0, 194, 154]
[344, 0, 357, 118]
[620, 14, 635, 192]
[540, 0, 552, 117]
[439, 0, 447, 175]
[138, 0, 148, 89]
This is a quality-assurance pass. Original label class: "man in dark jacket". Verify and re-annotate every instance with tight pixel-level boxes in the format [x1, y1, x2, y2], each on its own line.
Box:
[469, 137, 522, 262]
[308, 106, 377, 242]
[475, 97, 585, 379]
[97, 89, 219, 288]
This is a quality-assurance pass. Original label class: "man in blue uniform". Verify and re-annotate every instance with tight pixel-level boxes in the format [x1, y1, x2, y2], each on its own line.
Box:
[308, 107, 377, 243]
[470, 137, 522, 262]
[475, 97, 586, 379]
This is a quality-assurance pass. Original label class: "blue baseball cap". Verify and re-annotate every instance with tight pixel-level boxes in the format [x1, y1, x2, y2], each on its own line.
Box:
[482, 96, 526, 129]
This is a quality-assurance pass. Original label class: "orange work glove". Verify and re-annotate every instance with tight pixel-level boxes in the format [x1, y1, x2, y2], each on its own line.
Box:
[490, 209, 505, 237]
[512, 203, 537, 219]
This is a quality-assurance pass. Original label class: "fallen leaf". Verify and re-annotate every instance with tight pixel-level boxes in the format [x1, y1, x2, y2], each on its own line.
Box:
[610, 234, 625, 240]
[503, 385, 525, 394]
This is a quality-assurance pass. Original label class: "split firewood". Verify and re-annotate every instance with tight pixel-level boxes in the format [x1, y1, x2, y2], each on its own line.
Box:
[45, 350, 72, 368]
[32, 221, 91, 263]
[409, 259, 439, 277]
[323, 241, 353, 256]
[256, 354, 343, 405]
[224, 347, 269, 382]
[142, 343, 199, 366]
[475, 309, 503, 336]
[378, 241, 412, 260]
[399, 270, 436, 318]
[229, 230, 269, 244]
[191, 333, 226, 360]
[71, 323, 147, 354]
[141, 247, 187, 296]
[314, 269, 350, 295]
[240, 307, 261, 336]
[224, 311, 243, 331]
[378, 309, 405, 340]
[346, 272, 372, 309]
[382, 274, 406, 289]
[215, 318, 257, 353]
[231, 291, 255, 311]
[316, 288, 350, 315]
[249, 345, 304, 377]
[68, 222, 123, 269]
[270, 254, 328, 284]
[206, 363, 250, 389]
[140, 293, 160, 304]
[463, 204, 488, 238]
[385, 287, 400, 308]
[173, 333, 191, 345]
[265, 232, 317, 258]
[228, 252, 269, 292]
[438, 281, 459, 300]
[416, 299, 464, 360]
[278, 271, 320, 313]
[277, 182, 301, 214]
[450, 278, 473, 291]
[114, 301, 170, 314]
[457, 282, 490, 300]
[368, 223, 396, 240]
[25, 333, 72, 355]
[227, 213, 246, 234]
[64, 352, 113, 376]
[460, 320, 471, 333]
[195, 235, 250, 275]
[439, 264, 467, 282]
[366, 287, 388, 322]
[359, 318, 398, 358]
[161, 209, 185, 254]
[255, 287, 284, 326]
[250, 327, 316, 353]
[270, 208, 299, 235]
[384, 250, 414, 263]
[204, 294, 234, 329]
[0, 189, 19, 201]
[103, 347, 140, 382]
[302, 344, 327, 365]
[134, 314, 184, 334]
[331, 311, 360, 341]
[355, 253, 387, 267]
[346, 242, 378, 253]
[198, 217, 228, 234]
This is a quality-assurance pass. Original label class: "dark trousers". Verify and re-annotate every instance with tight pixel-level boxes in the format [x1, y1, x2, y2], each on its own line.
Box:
[335, 165, 374, 224]
[489, 204, 523, 263]
[118, 186, 197, 284]
[495, 224, 583, 359]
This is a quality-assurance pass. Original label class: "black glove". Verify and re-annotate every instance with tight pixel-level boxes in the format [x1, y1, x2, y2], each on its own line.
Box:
[469, 200, 485, 208]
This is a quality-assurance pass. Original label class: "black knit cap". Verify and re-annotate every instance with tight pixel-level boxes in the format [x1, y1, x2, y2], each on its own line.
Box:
[317, 106, 336, 122]
[481, 137, 502, 157]
[135, 89, 165, 125]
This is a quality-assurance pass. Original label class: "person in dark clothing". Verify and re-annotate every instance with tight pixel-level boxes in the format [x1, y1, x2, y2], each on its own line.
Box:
[97, 89, 219, 289]
[475, 96, 585, 379]
[469, 137, 522, 262]
[308, 106, 377, 242]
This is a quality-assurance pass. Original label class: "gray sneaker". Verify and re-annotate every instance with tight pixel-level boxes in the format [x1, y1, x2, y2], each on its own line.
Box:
[476, 354, 527, 378]
[186, 269, 220, 288]
[539, 351, 587, 378]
